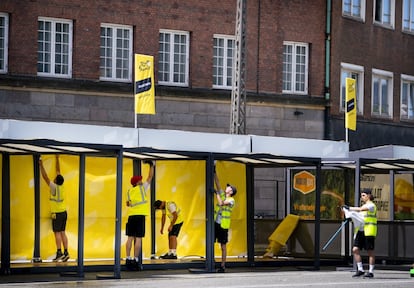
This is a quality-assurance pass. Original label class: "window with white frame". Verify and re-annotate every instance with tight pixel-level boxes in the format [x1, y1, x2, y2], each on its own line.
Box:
[283, 42, 308, 94]
[100, 24, 133, 82]
[340, 63, 364, 114]
[372, 69, 393, 117]
[0, 13, 8, 73]
[158, 30, 189, 86]
[38, 17, 72, 78]
[374, 0, 395, 28]
[213, 35, 235, 89]
[401, 75, 414, 120]
[343, 0, 366, 21]
[403, 0, 414, 32]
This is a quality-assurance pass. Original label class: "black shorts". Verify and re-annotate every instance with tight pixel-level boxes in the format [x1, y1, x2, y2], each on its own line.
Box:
[214, 222, 228, 244]
[354, 231, 375, 251]
[169, 222, 183, 237]
[126, 215, 145, 237]
[52, 211, 67, 232]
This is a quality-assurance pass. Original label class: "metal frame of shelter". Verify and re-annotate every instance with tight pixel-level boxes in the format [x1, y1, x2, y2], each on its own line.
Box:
[1, 139, 324, 278]
[322, 157, 414, 208]
[321, 155, 414, 264]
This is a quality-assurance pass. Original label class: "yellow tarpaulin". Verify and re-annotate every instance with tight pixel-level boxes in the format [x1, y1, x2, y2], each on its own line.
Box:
[6, 155, 247, 261]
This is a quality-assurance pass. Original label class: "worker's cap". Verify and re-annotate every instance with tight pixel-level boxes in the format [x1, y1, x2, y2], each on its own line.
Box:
[227, 184, 237, 196]
[153, 200, 162, 209]
[130, 175, 142, 185]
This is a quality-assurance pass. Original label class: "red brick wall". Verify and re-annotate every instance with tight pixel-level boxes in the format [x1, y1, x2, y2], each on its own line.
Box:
[1, 0, 326, 97]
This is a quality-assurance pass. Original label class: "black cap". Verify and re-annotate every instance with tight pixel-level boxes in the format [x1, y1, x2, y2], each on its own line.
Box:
[227, 184, 237, 196]
[153, 200, 162, 209]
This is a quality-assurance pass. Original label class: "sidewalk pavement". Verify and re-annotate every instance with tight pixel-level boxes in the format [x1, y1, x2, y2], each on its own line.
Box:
[1, 266, 413, 288]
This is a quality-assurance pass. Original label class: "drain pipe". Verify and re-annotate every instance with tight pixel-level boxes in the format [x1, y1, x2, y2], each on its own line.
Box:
[324, 0, 332, 140]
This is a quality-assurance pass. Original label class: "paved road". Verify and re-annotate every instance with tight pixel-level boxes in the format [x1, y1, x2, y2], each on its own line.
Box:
[1, 268, 413, 288]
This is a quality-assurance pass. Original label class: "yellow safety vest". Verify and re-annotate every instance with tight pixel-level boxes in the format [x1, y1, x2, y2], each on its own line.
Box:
[214, 192, 235, 229]
[50, 184, 66, 213]
[127, 184, 150, 216]
[363, 203, 377, 237]
[166, 201, 183, 225]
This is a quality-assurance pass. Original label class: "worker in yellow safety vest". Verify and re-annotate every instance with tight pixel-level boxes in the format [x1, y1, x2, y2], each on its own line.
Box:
[39, 155, 70, 263]
[153, 200, 184, 259]
[125, 160, 155, 271]
[345, 190, 377, 279]
[213, 164, 237, 273]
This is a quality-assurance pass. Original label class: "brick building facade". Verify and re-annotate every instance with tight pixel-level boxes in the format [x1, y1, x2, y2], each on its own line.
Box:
[0, 0, 326, 139]
[1, 0, 414, 218]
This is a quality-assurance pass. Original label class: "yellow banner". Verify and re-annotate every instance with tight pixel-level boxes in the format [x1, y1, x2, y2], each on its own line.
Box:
[345, 77, 356, 131]
[134, 54, 155, 114]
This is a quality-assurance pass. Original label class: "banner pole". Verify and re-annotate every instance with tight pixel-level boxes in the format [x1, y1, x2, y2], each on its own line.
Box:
[345, 127, 348, 143]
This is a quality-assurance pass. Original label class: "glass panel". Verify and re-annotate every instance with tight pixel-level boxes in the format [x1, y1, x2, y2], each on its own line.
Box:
[373, 77, 380, 113]
[381, 78, 388, 115]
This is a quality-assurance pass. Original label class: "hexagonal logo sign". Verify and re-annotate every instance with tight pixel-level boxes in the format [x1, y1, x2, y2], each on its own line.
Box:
[293, 171, 315, 194]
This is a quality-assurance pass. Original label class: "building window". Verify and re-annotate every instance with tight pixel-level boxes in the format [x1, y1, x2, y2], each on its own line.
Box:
[340, 63, 364, 114]
[343, 0, 366, 21]
[372, 69, 393, 118]
[401, 75, 414, 121]
[283, 42, 308, 94]
[158, 30, 189, 87]
[100, 24, 133, 82]
[0, 13, 8, 73]
[403, 0, 414, 32]
[374, 0, 395, 28]
[213, 35, 235, 89]
[38, 17, 72, 78]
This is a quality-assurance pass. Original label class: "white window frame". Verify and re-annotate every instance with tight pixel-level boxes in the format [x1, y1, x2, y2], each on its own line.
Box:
[213, 34, 235, 90]
[100, 23, 133, 83]
[403, 0, 414, 33]
[0, 12, 9, 74]
[371, 68, 393, 118]
[342, 0, 366, 21]
[158, 29, 189, 87]
[282, 41, 309, 95]
[340, 63, 364, 115]
[401, 74, 414, 121]
[37, 17, 73, 78]
[373, 0, 395, 28]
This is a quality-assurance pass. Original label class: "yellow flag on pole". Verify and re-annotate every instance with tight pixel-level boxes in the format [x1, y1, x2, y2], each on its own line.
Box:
[134, 54, 155, 114]
[345, 77, 356, 131]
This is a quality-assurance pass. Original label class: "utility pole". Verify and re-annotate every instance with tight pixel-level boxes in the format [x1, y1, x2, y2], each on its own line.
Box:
[230, 0, 247, 135]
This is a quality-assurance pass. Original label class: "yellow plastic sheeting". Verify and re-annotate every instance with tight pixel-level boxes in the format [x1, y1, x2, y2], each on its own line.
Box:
[8, 156, 247, 261]
[153, 160, 206, 258]
[264, 214, 300, 258]
[154, 160, 247, 258]
[214, 161, 247, 257]
[39, 155, 80, 261]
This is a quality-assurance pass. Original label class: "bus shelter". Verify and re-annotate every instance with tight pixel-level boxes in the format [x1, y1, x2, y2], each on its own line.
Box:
[0, 119, 351, 278]
[321, 146, 414, 264]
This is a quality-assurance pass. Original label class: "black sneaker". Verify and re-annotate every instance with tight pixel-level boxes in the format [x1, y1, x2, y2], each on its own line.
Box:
[133, 259, 143, 271]
[160, 253, 177, 259]
[61, 253, 70, 262]
[53, 252, 63, 262]
[125, 259, 134, 271]
[352, 270, 365, 277]
[217, 267, 225, 273]
[159, 253, 170, 259]
[363, 272, 374, 278]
